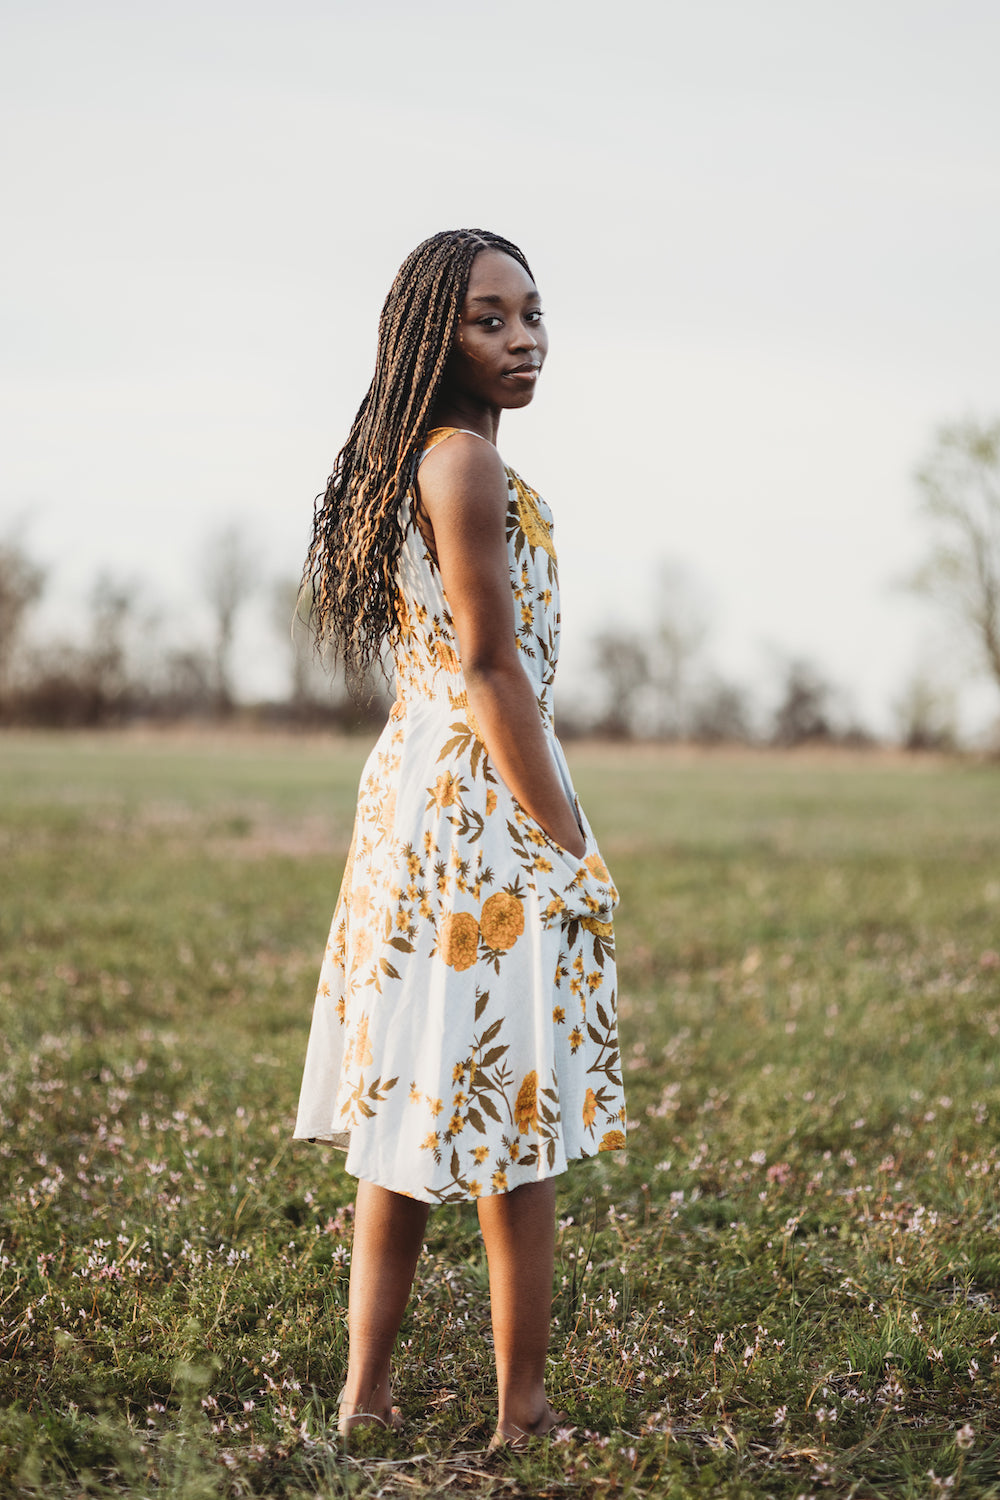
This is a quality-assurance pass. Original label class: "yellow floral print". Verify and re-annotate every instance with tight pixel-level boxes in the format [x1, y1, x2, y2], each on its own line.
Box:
[430, 772, 461, 809]
[514, 1071, 539, 1134]
[582, 1087, 598, 1130]
[438, 911, 479, 971]
[480, 891, 525, 951]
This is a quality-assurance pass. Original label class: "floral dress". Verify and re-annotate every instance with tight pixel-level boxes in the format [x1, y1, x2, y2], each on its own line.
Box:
[294, 427, 626, 1202]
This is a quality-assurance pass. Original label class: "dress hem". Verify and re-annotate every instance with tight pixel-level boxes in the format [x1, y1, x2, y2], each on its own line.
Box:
[291, 1133, 625, 1205]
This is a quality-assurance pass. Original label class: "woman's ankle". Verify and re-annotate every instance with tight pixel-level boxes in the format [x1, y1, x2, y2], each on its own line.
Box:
[340, 1368, 392, 1413]
[496, 1392, 554, 1437]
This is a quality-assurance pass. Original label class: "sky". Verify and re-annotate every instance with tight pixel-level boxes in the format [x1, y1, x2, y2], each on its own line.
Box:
[3, 0, 1000, 735]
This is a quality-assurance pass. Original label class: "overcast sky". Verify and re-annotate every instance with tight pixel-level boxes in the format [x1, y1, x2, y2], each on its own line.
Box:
[4, 0, 999, 734]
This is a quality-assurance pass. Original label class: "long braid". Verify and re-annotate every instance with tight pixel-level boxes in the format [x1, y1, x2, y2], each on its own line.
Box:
[304, 228, 533, 692]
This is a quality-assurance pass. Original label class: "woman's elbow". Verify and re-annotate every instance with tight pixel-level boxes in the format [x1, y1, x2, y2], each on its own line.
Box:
[463, 648, 522, 692]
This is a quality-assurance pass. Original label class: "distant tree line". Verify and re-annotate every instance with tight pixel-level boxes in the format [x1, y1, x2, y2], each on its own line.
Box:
[2, 419, 998, 745]
[0, 523, 391, 732]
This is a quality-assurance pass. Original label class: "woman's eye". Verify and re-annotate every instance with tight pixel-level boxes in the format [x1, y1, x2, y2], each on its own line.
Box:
[526, 309, 545, 324]
[479, 316, 503, 329]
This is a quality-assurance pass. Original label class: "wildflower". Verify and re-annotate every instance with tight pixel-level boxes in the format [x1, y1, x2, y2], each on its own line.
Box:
[955, 1424, 975, 1450]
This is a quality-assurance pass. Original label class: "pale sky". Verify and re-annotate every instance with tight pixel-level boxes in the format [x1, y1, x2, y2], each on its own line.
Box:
[4, 0, 1000, 734]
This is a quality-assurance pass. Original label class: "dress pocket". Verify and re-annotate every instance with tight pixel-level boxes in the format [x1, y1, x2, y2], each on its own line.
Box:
[505, 796, 619, 929]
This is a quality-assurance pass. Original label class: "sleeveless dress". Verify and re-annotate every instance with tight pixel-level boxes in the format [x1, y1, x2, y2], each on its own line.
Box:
[294, 428, 626, 1203]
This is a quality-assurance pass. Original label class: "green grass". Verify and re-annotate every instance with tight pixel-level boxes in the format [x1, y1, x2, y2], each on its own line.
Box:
[2, 731, 999, 1498]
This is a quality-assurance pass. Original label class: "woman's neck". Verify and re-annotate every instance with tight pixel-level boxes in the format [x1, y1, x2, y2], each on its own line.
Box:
[428, 399, 500, 444]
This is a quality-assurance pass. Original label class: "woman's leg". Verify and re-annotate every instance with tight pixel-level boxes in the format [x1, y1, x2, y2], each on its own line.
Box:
[341, 1179, 429, 1422]
[477, 1176, 558, 1438]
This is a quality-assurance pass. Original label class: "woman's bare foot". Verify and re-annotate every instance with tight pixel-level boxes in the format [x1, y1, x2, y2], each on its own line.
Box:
[487, 1400, 565, 1453]
[336, 1383, 403, 1436]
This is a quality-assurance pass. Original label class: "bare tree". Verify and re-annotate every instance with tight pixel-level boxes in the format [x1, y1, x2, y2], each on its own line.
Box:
[893, 671, 957, 751]
[87, 572, 137, 711]
[200, 522, 258, 714]
[0, 538, 45, 698]
[771, 658, 834, 746]
[272, 577, 322, 710]
[910, 418, 1000, 707]
[590, 626, 650, 738]
[647, 561, 711, 738]
[690, 677, 754, 744]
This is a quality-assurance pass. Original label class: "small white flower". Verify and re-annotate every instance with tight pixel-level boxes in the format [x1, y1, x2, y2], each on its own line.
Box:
[955, 1424, 975, 1450]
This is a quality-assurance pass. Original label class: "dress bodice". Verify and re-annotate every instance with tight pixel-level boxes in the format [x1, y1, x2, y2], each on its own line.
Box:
[391, 428, 561, 729]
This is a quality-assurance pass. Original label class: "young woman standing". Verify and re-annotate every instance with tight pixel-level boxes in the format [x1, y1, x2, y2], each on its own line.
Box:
[294, 229, 625, 1450]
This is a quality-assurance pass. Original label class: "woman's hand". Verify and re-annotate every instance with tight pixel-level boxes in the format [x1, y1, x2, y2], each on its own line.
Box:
[417, 434, 586, 860]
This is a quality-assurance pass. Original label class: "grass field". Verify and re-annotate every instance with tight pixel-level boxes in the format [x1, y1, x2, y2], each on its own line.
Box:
[1, 731, 999, 1498]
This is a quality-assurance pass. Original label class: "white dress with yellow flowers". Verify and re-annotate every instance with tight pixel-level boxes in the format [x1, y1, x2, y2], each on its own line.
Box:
[294, 427, 626, 1203]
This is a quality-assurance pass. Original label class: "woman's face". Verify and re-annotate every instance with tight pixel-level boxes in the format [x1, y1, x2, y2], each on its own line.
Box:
[442, 249, 548, 413]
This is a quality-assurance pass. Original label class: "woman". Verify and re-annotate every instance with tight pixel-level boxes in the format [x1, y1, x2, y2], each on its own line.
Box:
[294, 228, 626, 1450]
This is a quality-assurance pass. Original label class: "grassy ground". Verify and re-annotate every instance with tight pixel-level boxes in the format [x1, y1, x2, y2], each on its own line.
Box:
[1, 731, 999, 1498]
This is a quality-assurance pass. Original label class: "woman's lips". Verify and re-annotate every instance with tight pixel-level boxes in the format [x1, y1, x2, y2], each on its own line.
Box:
[503, 365, 540, 381]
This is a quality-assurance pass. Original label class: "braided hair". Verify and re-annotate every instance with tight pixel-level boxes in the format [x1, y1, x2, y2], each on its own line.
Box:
[303, 228, 534, 691]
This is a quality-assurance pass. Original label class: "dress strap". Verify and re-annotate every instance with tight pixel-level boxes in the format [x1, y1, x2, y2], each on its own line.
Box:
[420, 426, 495, 464]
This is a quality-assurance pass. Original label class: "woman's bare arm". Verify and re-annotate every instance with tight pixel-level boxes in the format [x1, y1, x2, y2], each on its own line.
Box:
[417, 434, 585, 858]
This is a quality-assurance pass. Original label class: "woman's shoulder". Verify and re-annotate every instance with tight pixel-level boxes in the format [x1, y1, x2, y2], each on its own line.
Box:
[417, 427, 508, 502]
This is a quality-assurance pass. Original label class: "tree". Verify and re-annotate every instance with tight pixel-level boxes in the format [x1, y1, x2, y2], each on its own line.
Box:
[893, 671, 956, 752]
[647, 561, 711, 739]
[272, 577, 323, 710]
[0, 538, 45, 698]
[590, 626, 650, 738]
[87, 572, 137, 711]
[771, 659, 833, 746]
[911, 418, 1000, 707]
[690, 677, 754, 744]
[200, 522, 258, 714]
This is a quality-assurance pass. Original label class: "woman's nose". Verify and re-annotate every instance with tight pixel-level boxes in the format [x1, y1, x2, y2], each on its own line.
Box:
[509, 319, 538, 350]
